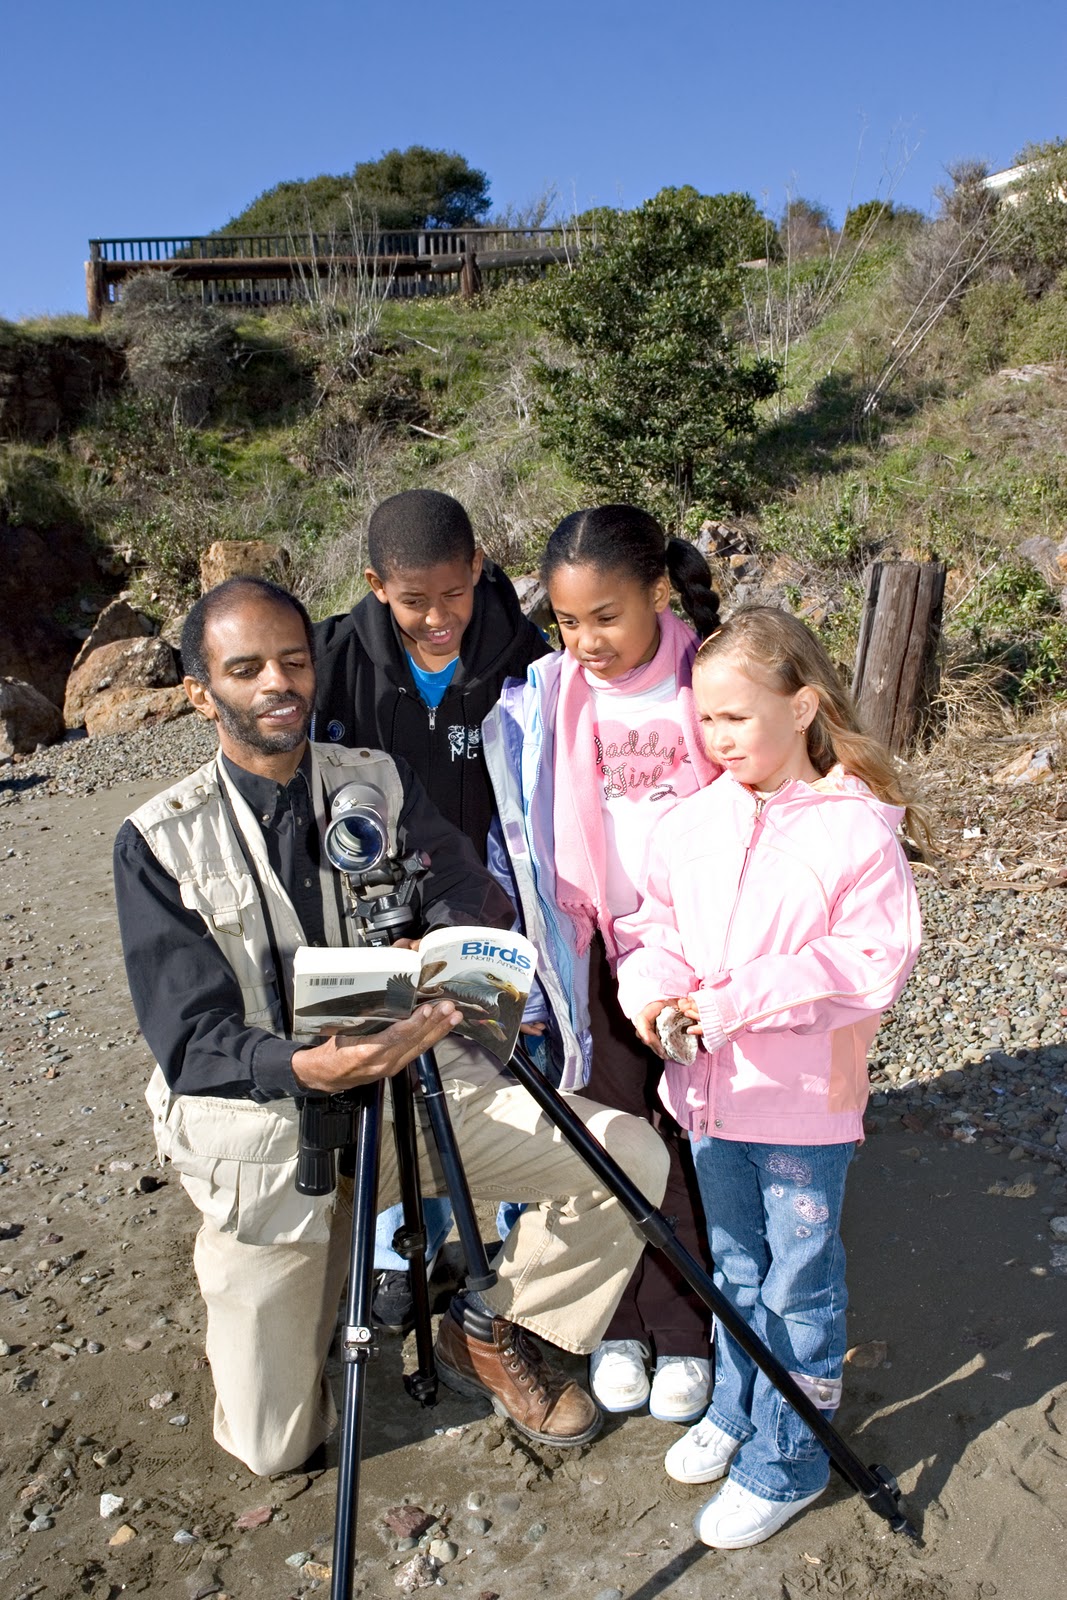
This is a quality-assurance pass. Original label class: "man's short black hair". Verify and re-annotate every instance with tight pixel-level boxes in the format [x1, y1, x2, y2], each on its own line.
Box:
[180, 577, 315, 684]
[367, 490, 476, 579]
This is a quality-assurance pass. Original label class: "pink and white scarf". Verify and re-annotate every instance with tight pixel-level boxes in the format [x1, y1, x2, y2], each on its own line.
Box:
[552, 608, 717, 962]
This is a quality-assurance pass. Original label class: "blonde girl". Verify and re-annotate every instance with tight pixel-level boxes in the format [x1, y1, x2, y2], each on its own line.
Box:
[616, 606, 924, 1548]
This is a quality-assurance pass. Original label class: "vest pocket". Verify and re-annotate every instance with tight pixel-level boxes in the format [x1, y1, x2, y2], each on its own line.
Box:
[179, 871, 257, 936]
[152, 1088, 334, 1246]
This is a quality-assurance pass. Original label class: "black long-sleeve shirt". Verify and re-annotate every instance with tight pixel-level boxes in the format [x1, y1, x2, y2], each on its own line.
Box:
[113, 749, 513, 1101]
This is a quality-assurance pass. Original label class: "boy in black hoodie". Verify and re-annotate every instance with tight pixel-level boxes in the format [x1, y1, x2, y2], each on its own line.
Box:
[314, 489, 549, 862]
[313, 489, 550, 1330]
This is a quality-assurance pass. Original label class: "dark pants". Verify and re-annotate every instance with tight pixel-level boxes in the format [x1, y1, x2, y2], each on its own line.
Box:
[579, 935, 713, 1358]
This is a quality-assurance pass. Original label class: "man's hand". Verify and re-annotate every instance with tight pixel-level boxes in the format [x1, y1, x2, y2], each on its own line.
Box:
[291, 1002, 462, 1092]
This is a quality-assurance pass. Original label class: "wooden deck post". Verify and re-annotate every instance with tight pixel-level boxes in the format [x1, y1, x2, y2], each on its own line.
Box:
[86, 244, 106, 322]
[851, 560, 946, 753]
[460, 248, 482, 300]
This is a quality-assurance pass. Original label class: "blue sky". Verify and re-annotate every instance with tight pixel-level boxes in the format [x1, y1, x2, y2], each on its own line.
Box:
[3, 0, 1065, 319]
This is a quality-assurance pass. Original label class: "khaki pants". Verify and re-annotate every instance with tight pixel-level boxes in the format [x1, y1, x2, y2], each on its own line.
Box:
[187, 1044, 669, 1476]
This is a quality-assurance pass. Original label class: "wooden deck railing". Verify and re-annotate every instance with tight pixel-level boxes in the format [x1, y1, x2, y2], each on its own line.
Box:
[85, 227, 589, 318]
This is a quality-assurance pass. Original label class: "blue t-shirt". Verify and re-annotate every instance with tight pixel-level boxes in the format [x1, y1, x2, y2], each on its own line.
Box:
[407, 653, 459, 709]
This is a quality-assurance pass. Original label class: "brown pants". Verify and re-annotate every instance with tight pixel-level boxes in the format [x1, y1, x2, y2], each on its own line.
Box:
[580, 935, 713, 1359]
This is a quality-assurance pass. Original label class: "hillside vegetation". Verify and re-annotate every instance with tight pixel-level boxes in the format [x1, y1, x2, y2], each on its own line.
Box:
[2, 149, 1066, 719]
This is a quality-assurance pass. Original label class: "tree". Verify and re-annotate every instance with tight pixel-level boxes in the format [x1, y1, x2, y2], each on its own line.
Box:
[353, 147, 491, 229]
[780, 197, 835, 257]
[218, 175, 358, 237]
[218, 147, 491, 236]
[531, 187, 779, 522]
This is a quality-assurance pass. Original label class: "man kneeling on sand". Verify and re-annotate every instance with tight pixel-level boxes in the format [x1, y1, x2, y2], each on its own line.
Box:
[113, 576, 669, 1477]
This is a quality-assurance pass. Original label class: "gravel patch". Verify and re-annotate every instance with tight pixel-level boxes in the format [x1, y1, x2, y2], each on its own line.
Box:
[868, 875, 1067, 1162]
[0, 716, 215, 799]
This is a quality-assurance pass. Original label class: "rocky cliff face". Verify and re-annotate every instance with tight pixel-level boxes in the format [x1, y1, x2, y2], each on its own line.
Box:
[0, 331, 124, 442]
[0, 523, 122, 708]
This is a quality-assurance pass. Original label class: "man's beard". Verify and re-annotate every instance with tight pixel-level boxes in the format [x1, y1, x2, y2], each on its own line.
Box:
[211, 689, 311, 755]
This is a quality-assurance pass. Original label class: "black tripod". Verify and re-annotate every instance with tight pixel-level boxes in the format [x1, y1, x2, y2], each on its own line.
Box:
[297, 820, 918, 1600]
[295, 837, 506, 1600]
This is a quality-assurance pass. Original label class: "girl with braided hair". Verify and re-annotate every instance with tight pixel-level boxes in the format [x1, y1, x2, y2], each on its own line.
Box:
[485, 504, 720, 1425]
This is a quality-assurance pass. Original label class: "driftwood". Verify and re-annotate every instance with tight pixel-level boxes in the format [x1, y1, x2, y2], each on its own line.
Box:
[852, 561, 946, 753]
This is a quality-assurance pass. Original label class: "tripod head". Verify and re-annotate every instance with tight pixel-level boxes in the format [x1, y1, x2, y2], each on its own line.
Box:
[338, 850, 431, 951]
[295, 789, 430, 1196]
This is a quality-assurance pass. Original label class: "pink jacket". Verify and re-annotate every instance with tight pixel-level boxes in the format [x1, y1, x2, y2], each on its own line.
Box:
[615, 767, 921, 1145]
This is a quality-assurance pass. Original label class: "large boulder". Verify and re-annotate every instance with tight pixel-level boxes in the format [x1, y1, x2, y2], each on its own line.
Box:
[83, 685, 191, 738]
[63, 635, 179, 729]
[0, 677, 65, 755]
[70, 597, 154, 673]
[199, 540, 288, 591]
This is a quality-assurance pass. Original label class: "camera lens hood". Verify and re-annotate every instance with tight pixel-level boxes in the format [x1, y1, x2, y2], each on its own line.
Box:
[324, 782, 389, 874]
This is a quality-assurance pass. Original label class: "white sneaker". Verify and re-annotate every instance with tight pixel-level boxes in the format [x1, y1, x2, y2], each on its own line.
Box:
[649, 1356, 712, 1423]
[695, 1478, 825, 1548]
[588, 1339, 650, 1412]
[664, 1416, 739, 1483]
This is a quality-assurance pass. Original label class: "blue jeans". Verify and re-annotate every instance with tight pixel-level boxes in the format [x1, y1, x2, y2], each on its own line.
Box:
[691, 1137, 854, 1503]
[373, 1197, 454, 1273]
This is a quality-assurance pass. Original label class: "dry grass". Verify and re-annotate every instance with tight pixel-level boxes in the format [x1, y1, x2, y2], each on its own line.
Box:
[907, 697, 1066, 885]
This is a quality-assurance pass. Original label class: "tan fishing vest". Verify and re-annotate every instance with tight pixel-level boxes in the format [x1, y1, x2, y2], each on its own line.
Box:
[130, 741, 405, 1244]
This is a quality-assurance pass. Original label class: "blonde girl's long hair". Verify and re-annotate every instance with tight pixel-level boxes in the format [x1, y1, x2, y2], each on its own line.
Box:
[695, 607, 933, 855]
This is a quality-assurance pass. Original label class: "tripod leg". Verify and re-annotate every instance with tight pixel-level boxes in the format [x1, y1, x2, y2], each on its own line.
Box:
[388, 1063, 437, 1404]
[413, 1048, 497, 1294]
[331, 1082, 384, 1600]
[507, 1043, 919, 1543]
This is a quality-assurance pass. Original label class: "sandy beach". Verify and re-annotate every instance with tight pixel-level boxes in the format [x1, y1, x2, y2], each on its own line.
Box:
[0, 761, 1064, 1600]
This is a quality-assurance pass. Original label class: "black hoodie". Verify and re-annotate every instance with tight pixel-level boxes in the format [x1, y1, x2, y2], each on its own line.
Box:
[312, 560, 551, 860]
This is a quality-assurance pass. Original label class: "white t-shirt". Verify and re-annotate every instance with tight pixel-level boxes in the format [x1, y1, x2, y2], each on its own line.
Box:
[587, 673, 703, 925]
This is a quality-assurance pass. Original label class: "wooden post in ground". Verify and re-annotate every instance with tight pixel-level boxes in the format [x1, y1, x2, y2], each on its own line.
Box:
[851, 560, 946, 753]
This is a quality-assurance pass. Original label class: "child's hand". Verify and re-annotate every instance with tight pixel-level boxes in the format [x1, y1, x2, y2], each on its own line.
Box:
[634, 999, 674, 1057]
[678, 995, 702, 1031]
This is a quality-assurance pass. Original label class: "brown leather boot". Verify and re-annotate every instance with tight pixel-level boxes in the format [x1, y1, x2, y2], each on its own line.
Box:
[435, 1301, 602, 1447]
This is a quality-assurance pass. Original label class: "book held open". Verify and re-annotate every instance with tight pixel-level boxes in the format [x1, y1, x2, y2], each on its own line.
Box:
[293, 925, 538, 1066]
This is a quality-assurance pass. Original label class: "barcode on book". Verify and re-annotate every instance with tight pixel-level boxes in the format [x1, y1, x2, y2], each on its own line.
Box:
[306, 976, 362, 987]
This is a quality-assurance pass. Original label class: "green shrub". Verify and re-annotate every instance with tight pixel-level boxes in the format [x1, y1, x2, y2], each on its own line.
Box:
[110, 274, 235, 426]
[1011, 275, 1067, 362]
[532, 186, 779, 523]
[954, 559, 1067, 697]
[0, 445, 78, 527]
[1004, 140, 1067, 291]
[759, 478, 872, 569]
[955, 279, 1032, 374]
[843, 200, 925, 241]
